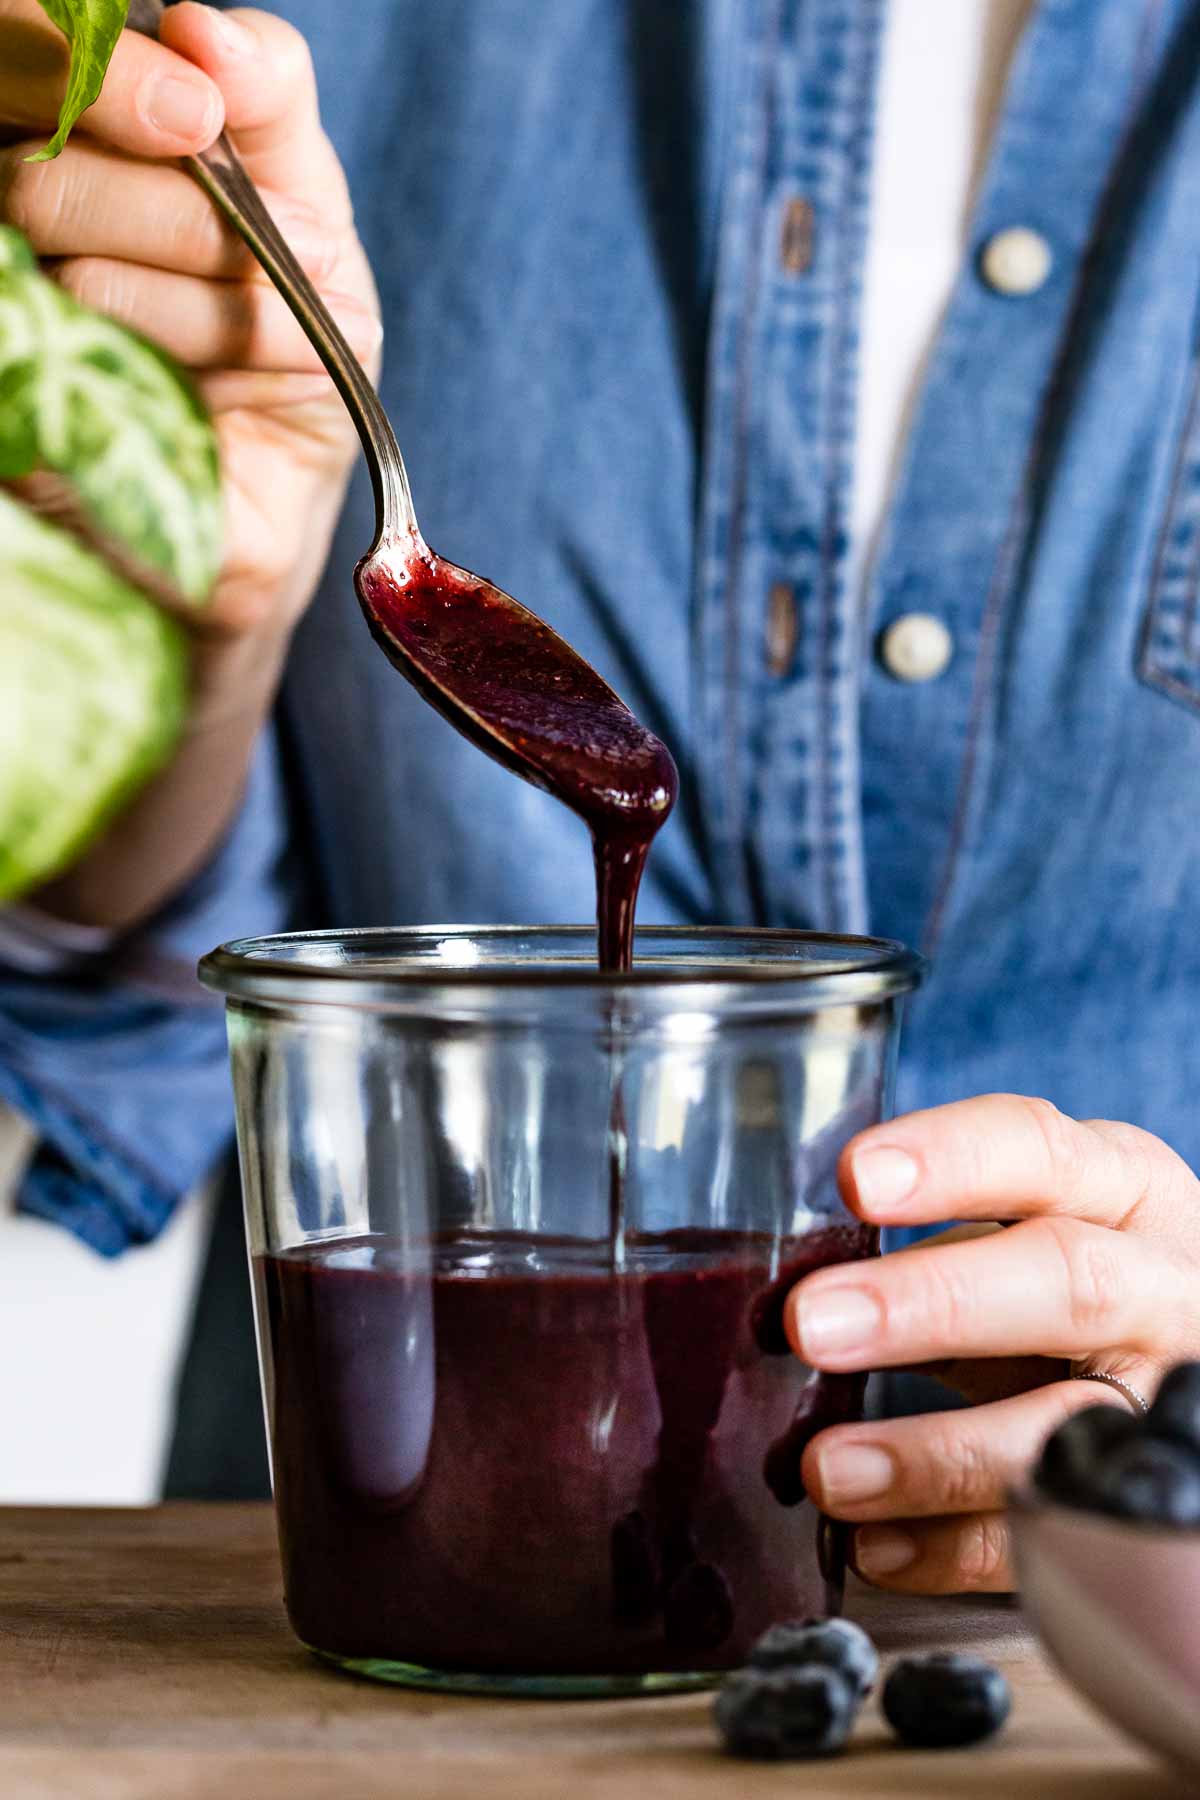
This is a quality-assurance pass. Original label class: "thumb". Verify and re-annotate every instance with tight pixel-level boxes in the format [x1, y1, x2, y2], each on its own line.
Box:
[158, 4, 352, 225]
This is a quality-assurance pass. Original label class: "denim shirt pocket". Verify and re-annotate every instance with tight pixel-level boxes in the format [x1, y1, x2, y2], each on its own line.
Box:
[1140, 359, 1200, 712]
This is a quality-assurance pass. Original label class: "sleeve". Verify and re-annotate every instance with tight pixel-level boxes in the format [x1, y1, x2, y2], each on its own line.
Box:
[0, 729, 297, 1257]
[0, 906, 117, 975]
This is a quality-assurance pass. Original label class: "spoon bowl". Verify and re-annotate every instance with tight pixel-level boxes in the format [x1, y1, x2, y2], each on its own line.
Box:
[354, 535, 677, 966]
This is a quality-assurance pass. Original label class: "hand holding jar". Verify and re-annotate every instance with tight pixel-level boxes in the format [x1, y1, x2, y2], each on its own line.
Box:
[792, 1094, 1200, 1594]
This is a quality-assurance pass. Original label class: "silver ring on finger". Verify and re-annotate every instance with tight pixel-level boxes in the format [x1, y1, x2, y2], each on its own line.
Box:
[1070, 1367, 1150, 1417]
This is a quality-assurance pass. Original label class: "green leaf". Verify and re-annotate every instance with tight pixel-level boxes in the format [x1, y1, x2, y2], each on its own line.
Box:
[28, 0, 130, 162]
[0, 225, 218, 898]
[0, 491, 188, 901]
[0, 227, 221, 599]
[0, 233, 37, 276]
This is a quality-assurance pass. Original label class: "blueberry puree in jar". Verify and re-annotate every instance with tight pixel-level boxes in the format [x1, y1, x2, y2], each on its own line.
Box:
[257, 1224, 873, 1676]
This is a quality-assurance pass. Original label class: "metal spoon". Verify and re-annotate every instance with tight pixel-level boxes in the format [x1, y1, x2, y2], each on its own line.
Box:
[125, 0, 676, 919]
[125, 0, 416, 544]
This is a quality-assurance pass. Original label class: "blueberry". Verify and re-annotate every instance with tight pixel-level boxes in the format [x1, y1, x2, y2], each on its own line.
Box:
[1033, 1403, 1140, 1507]
[714, 1665, 857, 1760]
[748, 1615, 879, 1697]
[1091, 1435, 1200, 1526]
[882, 1654, 1011, 1749]
[1147, 1362, 1200, 1455]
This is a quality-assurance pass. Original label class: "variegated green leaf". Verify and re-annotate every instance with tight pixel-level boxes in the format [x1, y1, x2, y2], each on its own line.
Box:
[0, 234, 36, 275]
[0, 226, 220, 599]
[0, 490, 189, 901]
[29, 0, 130, 162]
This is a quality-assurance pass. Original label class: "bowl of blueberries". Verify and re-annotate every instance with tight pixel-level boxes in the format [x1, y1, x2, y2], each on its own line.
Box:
[1011, 1360, 1200, 1779]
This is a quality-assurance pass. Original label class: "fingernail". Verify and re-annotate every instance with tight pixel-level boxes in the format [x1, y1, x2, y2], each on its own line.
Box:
[209, 9, 257, 55]
[815, 1441, 894, 1507]
[146, 76, 219, 142]
[852, 1145, 919, 1213]
[795, 1285, 883, 1361]
[855, 1526, 916, 1579]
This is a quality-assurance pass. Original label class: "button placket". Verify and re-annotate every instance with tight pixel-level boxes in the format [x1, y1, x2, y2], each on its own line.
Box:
[858, 0, 1166, 957]
[749, 2, 883, 935]
[694, 0, 884, 935]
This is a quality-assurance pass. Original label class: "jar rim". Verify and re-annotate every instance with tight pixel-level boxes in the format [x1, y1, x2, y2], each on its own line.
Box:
[199, 924, 923, 1011]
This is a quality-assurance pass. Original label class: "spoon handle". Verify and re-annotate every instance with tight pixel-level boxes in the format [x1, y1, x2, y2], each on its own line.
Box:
[125, 0, 417, 544]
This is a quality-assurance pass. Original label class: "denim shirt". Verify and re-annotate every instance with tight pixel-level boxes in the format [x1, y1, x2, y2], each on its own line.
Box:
[6, 0, 1200, 1253]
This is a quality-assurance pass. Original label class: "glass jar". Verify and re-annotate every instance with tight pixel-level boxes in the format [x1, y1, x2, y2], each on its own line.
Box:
[199, 926, 921, 1695]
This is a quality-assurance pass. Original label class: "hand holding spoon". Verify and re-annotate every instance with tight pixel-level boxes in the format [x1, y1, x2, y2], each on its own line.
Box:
[126, 0, 677, 971]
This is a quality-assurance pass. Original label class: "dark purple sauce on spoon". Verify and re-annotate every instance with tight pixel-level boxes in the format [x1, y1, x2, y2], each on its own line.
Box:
[357, 539, 678, 970]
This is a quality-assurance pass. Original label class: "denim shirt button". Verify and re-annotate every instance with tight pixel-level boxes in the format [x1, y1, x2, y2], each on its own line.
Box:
[980, 226, 1053, 296]
[780, 197, 815, 274]
[879, 612, 954, 683]
[765, 581, 799, 675]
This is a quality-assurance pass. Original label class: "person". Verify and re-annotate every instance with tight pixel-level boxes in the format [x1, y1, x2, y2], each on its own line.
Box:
[3, 0, 1200, 1583]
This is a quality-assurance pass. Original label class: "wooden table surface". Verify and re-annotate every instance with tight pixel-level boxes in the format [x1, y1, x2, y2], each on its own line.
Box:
[0, 1504, 1192, 1800]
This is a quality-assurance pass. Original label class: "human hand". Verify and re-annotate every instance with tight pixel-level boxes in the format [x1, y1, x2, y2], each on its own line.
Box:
[1, 0, 379, 675]
[1, 1, 381, 927]
[789, 1095, 1200, 1594]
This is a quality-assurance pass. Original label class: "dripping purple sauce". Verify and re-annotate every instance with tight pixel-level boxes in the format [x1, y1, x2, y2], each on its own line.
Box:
[356, 543, 678, 971]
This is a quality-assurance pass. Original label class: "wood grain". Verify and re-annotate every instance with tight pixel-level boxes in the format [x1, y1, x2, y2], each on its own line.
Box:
[0, 1505, 1190, 1800]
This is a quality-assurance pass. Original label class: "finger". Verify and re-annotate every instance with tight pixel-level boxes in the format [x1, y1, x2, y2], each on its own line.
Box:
[786, 1214, 1190, 1371]
[196, 396, 356, 637]
[838, 1093, 1199, 1236]
[802, 1380, 1116, 1523]
[49, 256, 381, 371]
[197, 369, 343, 412]
[157, 5, 351, 221]
[852, 1512, 1013, 1595]
[1, 139, 341, 284]
[1, 5, 223, 157]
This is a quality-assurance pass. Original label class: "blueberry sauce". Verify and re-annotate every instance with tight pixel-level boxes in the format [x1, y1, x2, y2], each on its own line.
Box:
[258, 1224, 873, 1676]
[356, 544, 678, 971]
